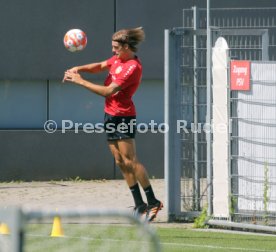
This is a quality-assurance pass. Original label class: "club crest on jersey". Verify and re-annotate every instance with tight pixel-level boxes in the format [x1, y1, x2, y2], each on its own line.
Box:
[115, 66, 123, 74]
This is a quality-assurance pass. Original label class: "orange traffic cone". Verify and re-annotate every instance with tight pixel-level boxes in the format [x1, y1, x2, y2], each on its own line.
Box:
[50, 216, 64, 237]
[0, 223, 10, 235]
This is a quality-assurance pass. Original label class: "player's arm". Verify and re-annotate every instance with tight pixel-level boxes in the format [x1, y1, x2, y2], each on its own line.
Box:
[68, 60, 108, 74]
[63, 71, 121, 97]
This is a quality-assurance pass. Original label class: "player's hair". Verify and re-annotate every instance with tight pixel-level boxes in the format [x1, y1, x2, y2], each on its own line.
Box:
[112, 27, 145, 52]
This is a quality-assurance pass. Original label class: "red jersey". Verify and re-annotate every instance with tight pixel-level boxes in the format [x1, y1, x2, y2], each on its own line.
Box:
[104, 55, 142, 116]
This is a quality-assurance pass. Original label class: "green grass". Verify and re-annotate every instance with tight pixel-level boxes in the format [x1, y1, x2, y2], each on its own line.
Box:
[157, 227, 276, 252]
[14, 223, 276, 252]
[23, 223, 157, 251]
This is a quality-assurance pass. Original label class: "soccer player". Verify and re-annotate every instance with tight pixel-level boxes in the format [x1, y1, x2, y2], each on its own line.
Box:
[63, 27, 163, 221]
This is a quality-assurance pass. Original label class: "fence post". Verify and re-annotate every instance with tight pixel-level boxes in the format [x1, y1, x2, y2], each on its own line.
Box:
[164, 29, 181, 221]
[206, 0, 213, 216]
[192, 6, 200, 211]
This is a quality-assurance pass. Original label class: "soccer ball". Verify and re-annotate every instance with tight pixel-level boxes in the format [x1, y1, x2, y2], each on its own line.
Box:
[63, 29, 87, 52]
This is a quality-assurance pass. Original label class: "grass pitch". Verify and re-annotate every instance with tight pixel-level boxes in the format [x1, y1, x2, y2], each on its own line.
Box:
[157, 227, 276, 252]
[18, 223, 276, 252]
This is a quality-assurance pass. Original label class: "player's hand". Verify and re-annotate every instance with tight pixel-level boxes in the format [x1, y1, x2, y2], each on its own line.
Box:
[63, 70, 83, 85]
[62, 67, 79, 82]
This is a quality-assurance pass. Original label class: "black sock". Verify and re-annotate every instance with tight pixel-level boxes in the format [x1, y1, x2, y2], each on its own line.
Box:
[129, 183, 145, 207]
[144, 185, 158, 205]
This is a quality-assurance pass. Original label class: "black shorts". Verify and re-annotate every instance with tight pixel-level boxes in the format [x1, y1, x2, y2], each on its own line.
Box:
[104, 113, 136, 141]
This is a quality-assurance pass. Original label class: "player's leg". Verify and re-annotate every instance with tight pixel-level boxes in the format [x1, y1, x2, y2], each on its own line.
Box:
[104, 113, 146, 213]
[108, 140, 137, 186]
[108, 141, 147, 215]
[115, 139, 163, 221]
[115, 139, 150, 188]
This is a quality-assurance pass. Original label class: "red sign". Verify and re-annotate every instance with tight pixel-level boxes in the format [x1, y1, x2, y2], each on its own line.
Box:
[230, 60, 250, 91]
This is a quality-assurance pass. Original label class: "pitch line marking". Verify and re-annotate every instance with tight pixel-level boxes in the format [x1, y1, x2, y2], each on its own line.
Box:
[161, 241, 276, 252]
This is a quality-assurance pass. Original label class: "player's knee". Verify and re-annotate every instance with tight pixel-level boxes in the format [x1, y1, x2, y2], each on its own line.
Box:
[122, 157, 136, 172]
[113, 155, 133, 173]
[112, 152, 124, 168]
[114, 157, 124, 168]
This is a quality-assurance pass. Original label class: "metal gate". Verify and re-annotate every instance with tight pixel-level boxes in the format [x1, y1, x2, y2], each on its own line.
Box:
[165, 7, 274, 221]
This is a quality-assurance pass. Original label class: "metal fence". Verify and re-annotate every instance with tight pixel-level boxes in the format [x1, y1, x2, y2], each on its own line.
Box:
[183, 7, 276, 60]
[230, 62, 276, 226]
[165, 7, 276, 224]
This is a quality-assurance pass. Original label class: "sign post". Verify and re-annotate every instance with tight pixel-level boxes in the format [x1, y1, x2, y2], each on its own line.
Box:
[230, 60, 251, 91]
